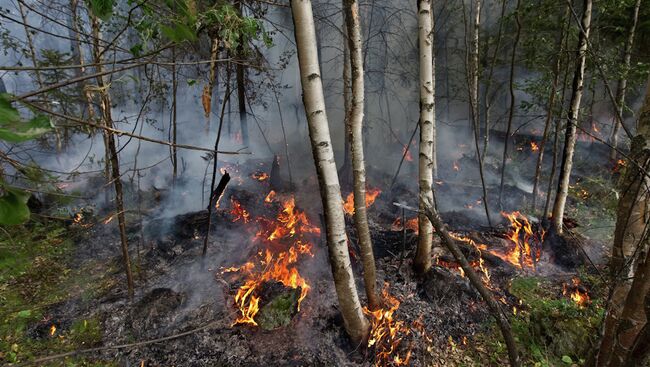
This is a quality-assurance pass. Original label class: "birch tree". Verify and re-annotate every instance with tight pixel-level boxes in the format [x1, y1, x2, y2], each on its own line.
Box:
[343, 0, 378, 309]
[551, 0, 592, 234]
[414, 0, 435, 275]
[290, 0, 369, 344]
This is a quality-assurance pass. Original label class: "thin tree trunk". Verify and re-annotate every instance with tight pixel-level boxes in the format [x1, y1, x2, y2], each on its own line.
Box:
[498, 0, 522, 207]
[420, 196, 520, 367]
[552, 0, 592, 234]
[482, 0, 506, 158]
[343, 0, 378, 309]
[532, 5, 570, 213]
[18, 1, 43, 87]
[70, 0, 96, 122]
[414, 0, 435, 275]
[609, 0, 641, 161]
[595, 78, 650, 367]
[290, 0, 369, 344]
[203, 38, 219, 132]
[339, 13, 353, 188]
[465, 0, 492, 227]
[91, 16, 134, 299]
[171, 47, 178, 185]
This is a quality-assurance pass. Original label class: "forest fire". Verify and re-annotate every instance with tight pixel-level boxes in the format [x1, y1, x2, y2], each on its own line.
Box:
[500, 211, 544, 270]
[49, 324, 56, 336]
[391, 217, 419, 234]
[264, 190, 276, 203]
[364, 285, 412, 366]
[563, 278, 590, 307]
[230, 198, 250, 223]
[222, 192, 320, 327]
[530, 141, 539, 152]
[252, 171, 270, 181]
[342, 188, 382, 215]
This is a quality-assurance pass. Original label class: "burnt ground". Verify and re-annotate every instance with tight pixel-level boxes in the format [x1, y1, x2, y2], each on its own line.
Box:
[18, 139, 617, 366]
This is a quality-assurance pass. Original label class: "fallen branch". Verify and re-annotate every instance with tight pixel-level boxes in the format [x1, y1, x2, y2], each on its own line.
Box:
[418, 194, 520, 367]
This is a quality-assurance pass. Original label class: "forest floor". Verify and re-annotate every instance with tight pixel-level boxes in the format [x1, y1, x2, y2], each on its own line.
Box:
[0, 144, 618, 366]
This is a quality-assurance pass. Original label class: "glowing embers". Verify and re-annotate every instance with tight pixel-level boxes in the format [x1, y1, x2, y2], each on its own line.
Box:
[251, 171, 269, 181]
[222, 192, 319, 327]
[501, 211, 545, 270]
[230, 198, 250, 223]
[530, 141, 539, 152]
[364, 285, 413, 366]
[342, 187, 382, 216]
[563, 277, 590, 307]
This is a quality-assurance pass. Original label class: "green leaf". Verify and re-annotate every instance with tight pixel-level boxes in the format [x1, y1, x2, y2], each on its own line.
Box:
[562, 355, 573, 364]
[0, 187, 30, 225]
[87, 0, 114, 20]
[160, 22, 196, 43]
[0, 94, 53, 142]
[186, 79, 197, 86]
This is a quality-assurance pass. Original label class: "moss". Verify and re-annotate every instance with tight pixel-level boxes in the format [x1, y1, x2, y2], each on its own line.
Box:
[256, 288, 300, 330]
[0, 221, 112, 365]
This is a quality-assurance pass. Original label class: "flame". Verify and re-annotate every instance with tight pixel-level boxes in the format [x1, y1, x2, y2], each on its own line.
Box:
[342, 187, 381, 216]
[612, 159, 626, 173]
[264, 190, 276, 203]
[563, 278, 590, 307]
[73, 212, 83, 224]
[402, 145, 413, 162]
[252, 171, 270, 181]
[230, 198, 250, 223]
[447, 232, 492, 285]
[49, 324, 56, 336]
[453, 161, 460, 171]
[224, 194, 319, 326]
[364, 285, 412, 366]
[391, 217, 419, 234]
[500, 211, 545, 269]
[530, 141, 539, 152]
[103, 214, 115, 224]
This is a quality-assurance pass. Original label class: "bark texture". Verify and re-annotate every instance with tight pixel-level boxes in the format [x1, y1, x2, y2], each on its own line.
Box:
[343, 0, 378, 309]
[595, 78, 650, 367]
[414, 0, 435, 275]
[551, 0, 592, 234]
[290, 0, 369, 345]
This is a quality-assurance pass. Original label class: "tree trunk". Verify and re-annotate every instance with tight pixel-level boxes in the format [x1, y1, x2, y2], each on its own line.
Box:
[91, 16, 134, 299]
[171, 47, 178, 185]
[414, 0, 435, 275]
[498, 0, 522, 207]
[483, 0, 506, 159]
[203, 38, 219, 132]
[338, 13, 352, 188]
[420, 196, 521, 367]
[551, 0, 592, 234]
[595, 78, 650, 367]
[18, 1, 43, 87]
[609, 0, 641, 161]
[290, 0, 369, 344]
[343, 0, 378, 310]
[236, 55, 249, 147]
[532, 5, 570, 213]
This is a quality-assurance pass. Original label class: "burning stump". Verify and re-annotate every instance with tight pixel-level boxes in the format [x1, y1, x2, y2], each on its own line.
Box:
[255, 281, 301, 330]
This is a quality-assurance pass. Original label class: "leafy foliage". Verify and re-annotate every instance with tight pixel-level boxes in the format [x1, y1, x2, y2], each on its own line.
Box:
[86, 0, 115, 20]
[0, 94, 52, 143]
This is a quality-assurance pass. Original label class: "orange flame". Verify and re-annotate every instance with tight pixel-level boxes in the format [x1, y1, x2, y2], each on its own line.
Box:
[49, 324, 56, 336]
[391, 217, 419, 234]
[230, 198, 251, 223]
[563, 278, 590, 307]
[252, 172, 270, 181]
[500, 211, 544, 269]
[264, 190, 276, 203]
[364, 285, 412, 366]
[225, 195, 319, 326]
[530, 141, 539, 152]
[342, 187, 381, 216]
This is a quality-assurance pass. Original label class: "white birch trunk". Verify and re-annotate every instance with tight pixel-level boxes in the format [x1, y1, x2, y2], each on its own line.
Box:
[414, 0, 435, 274]
[343, 0, 378, 309]
[290, 0, 369, 344]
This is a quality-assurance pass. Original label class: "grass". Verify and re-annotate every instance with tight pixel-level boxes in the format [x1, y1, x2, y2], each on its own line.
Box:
[0, 220, 115, 366]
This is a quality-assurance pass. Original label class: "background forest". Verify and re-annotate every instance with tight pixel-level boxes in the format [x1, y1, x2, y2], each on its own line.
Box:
[0, 0, 649, 366]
